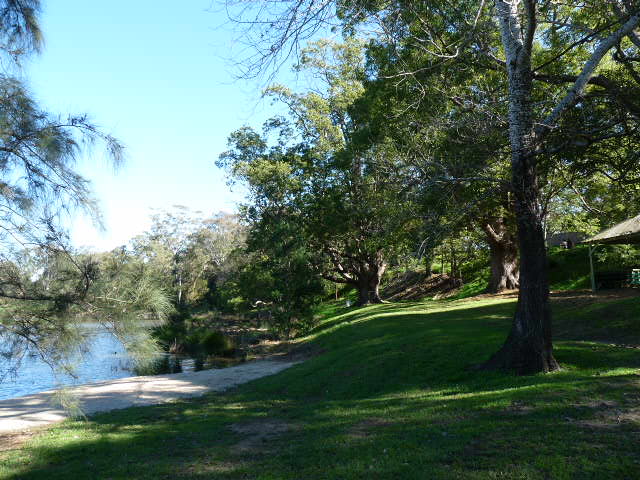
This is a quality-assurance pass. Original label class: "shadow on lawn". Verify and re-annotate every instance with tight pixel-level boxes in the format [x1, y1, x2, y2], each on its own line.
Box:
[4, 299, 640, 479]
[309, 297, 516, 337]
[309, 301, 432, 335]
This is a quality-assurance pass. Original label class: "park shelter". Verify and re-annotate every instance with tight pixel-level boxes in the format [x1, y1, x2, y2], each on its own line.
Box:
[583, 214, 640, 291]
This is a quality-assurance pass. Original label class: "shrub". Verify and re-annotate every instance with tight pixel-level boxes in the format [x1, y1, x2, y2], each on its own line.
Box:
[200, 330, 234, 355]
[134, 355, 182, 375]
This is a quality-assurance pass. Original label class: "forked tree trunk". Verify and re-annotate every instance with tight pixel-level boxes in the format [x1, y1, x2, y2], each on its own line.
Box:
[489, 243, 519, 292]
[482, 217, 519, 293]
[483, 1, 559, 374]
[325, 248, 387, 306]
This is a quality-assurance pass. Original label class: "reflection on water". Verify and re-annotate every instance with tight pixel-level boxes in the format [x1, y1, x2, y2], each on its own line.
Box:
[0, 328, 136, 401]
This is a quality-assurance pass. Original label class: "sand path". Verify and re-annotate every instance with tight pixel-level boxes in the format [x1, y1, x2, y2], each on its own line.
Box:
[0, 359, 297, 434]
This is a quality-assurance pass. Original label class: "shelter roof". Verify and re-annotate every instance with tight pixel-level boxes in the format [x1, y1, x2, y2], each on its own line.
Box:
[583, 214, 640, 245]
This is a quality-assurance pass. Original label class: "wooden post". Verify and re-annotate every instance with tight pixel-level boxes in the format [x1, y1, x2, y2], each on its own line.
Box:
[589, 244, 597, 293]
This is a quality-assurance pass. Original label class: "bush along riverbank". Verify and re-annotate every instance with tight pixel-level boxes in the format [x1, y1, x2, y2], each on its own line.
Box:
[147, 310, 284, 375]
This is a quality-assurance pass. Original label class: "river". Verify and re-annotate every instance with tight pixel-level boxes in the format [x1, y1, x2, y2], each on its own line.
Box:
[0, 328, 140, 401]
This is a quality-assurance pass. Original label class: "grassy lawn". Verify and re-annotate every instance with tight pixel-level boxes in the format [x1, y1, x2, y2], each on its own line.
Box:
[1, 293, 639, 479]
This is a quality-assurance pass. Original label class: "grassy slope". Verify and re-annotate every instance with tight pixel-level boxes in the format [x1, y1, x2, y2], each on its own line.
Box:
[450, 245, 614, 299]
[2, 295, 640, 479]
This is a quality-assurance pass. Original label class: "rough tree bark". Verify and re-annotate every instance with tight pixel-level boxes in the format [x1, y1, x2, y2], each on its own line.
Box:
[481, 216, 519, 293]
[355, 256, 386, 305]
[483, 0, 559, 374]
[324, 247, 386, 306]
[484, 0, 640, 374]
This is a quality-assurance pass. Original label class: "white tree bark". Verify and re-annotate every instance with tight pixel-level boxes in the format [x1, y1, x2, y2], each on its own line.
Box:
[541, 11, 640, 133]
[487, 0, 640, 373]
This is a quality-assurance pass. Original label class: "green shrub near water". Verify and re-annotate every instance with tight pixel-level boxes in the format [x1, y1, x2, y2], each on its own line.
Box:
[152, 310, 236, 357]
[199, 330, 234, 355]
[134, 355, 182, 376]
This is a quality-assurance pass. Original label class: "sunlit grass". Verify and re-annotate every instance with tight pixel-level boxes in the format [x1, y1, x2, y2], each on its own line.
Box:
[1, 294, 639, 479]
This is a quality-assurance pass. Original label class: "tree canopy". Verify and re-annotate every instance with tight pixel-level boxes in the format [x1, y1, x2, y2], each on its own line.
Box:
[222, 0, 640, 374]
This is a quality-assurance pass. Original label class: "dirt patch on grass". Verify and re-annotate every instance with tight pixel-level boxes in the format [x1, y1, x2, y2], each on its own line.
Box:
[471, 289, 519, 301]
[347, 418, 393, 439]
[616, 407, 640, 424]
[247, 338, 326, 364]
[568, 399, 640, 429]
[282, 342, 327, 362]
[502, 401, 535, 416]
[383, 273, 462, 301]
[462, 439, 500, 459]
[184, 459, 248, 475]
[0, 427, 47, 453]
[583, 400, 619, 409]
[550, 289, 640, 309]
[229, 419, 297, 453]
[471, 288, 639, 306]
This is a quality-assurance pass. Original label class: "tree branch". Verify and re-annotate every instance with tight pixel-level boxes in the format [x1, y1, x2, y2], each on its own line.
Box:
[538, 11, 640, 135]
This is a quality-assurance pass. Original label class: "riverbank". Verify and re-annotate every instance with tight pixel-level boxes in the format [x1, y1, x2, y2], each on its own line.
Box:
[0, 359, 298, 434]
[1, 292, 639, 479]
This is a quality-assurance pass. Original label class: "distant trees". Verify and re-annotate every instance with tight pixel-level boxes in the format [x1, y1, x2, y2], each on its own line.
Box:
[131, 207, 246, 308]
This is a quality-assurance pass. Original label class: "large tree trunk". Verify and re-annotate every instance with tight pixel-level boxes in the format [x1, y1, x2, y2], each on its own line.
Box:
[355, 255, 386, 306]
[324, 247, 386, 306]
[357, 281, 370, 306]
[481, 217, 519, 293]
[484, 1, 559, 374]
[483, 175, 559, 373]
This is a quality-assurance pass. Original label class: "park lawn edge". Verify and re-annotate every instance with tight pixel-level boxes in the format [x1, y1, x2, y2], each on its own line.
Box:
[1, 293, 639, 479]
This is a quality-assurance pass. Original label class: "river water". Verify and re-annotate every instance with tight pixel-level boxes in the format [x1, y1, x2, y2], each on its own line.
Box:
[0, 328, 137, 401]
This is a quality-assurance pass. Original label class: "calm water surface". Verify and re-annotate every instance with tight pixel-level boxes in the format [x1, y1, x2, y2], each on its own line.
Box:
[0, 328, 136, 401]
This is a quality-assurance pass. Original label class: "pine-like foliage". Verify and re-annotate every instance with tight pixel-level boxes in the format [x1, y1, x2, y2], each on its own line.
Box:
[0, 1, 170, 384]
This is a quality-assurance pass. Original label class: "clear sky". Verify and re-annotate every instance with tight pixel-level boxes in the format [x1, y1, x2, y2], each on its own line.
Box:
[24, 1, 285, 251]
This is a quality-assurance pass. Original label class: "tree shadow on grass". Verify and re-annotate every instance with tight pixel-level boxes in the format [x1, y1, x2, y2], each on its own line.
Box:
[308, 298, 517, 337]
[7, 363, 638, 479]
[309, 301, 431, 335]
[4, 298, 640, 479]
[554, 296, 640, 346]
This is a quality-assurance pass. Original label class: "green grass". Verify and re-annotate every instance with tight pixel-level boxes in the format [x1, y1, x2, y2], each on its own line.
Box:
[2, 295, 640, 479]
[548, 246, 592, 291]
[451, 274, 490, 299]
[450, 245, 636, 295]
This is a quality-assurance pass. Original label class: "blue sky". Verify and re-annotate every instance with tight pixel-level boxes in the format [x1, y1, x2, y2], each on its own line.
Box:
[24, 1, 287, 251]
